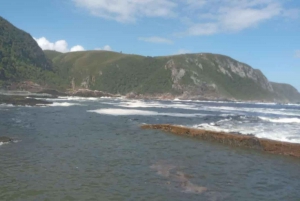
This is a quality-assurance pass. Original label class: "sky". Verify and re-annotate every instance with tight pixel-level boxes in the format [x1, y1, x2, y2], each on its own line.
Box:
[0, 0, 300, 90]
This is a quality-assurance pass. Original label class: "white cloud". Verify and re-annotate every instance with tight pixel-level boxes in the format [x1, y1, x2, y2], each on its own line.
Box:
[295, 50, 300, 58]
[220, 3, 282, 32]
[72, 0, 298, 36]
[95, 45, 112, 51]
[34, 37, 69, 53]
[181, 0, 286, 36]
[185, 23, 218, 36]
[70, 45, 85, 52]
[73, 0, 177, 23]
[34, 37, 85, 53]
[138, 37, 173, 44]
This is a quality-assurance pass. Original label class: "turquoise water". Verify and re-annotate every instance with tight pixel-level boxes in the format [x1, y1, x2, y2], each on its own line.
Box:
[1, 98, 300, 200]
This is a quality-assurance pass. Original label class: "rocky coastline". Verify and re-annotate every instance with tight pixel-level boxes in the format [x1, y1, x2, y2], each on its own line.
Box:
[141, 124, 300, 158]
[0, 95, 53, 106]
[2, 81, 298, 103]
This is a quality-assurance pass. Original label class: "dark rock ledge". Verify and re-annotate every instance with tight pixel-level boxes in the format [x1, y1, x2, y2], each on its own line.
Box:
[141, 124, 300, 158]
[36, 89, 118, 98]
[0, 136, 13, 144]
[0, 95, 52, 106]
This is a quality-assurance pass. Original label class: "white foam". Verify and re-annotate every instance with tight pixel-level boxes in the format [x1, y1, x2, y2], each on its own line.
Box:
[206, 106, 300, 116]
[259, 117, 300, 124]
[88, 108, 206, 117]
[286, 103, 300, 106]
[192, 122, 300, 143]
[54, 96, 99, 101]
[0, 104, 14, 107]
[105, 100, 200, 111]
[103, 100, 300, 117]
[48, 102, 82, 107]
[0, 142, 9, 146]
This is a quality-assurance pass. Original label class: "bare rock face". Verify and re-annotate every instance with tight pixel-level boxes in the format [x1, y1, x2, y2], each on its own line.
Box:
[165, 59, 186, 91]
[213, 56, 274, 92]
[141, 124, 300, 158]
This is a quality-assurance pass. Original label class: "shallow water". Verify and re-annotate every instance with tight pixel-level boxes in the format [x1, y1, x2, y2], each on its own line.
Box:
[0, 98, 300, 200]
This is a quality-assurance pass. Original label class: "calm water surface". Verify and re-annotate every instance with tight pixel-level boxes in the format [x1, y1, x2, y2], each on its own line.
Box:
[0, 98, 300, 200]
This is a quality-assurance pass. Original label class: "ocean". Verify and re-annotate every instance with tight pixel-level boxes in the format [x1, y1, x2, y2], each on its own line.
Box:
[1, 97, 300, 200]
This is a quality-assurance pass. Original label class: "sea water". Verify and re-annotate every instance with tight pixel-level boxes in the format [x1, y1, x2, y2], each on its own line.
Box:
[0, 98, 300, 200]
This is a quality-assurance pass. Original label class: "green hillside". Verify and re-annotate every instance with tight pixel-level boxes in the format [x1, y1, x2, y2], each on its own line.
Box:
[45, 50, 300, 102]
[271, 82, 300, 103]
[0, 17, 55, 86]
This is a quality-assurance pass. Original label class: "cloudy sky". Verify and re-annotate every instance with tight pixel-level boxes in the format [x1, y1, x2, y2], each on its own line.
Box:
[1, 0, 300, 90]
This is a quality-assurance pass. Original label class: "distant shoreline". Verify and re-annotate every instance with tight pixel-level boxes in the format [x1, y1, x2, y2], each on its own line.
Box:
[1, 89, 299, 105]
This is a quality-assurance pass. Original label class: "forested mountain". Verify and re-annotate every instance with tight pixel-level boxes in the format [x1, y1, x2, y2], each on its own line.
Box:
[0, 16, 58, 87]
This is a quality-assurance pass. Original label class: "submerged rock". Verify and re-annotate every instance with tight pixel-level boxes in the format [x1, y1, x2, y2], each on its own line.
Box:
[141, 124, 300, 158]
[0, 137, 13, 143]
[151, 161, 208, 194]
[0, 95, 52, 106]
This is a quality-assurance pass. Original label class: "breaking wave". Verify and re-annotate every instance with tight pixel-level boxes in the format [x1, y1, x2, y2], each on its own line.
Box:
[259, 117, 300, 124]
[192, 115, 300, 143]
[43, 102, 82, 107]
[205, 106, 300, 116]
[88, 108, 205, 117]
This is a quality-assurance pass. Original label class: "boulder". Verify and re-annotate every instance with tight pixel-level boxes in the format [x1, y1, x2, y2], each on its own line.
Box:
[0, 137, 13, 143]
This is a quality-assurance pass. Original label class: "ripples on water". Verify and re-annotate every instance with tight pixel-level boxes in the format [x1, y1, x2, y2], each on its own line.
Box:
[0, 98, 300, 200]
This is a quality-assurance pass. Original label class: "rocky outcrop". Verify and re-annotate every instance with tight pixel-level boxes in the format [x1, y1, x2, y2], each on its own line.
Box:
[68, 89, 118, 98]
[0, 136, 13, 143]
[165, 59, 185, 91]
[5, 81, 43, 92]
[0, 95, 52, 106]
[141, 124, 300, 158]
[210, 55, 274, 92]
[36, 89, 117, 98]
[37, 89, 68, 97]
[126, 92, 175, 100]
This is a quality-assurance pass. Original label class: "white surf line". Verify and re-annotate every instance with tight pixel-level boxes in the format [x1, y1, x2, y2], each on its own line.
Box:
[259, 117, 300, 124]
[88, 108, 207, 117]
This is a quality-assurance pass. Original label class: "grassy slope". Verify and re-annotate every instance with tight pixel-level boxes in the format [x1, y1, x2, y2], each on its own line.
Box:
[46, 51, 174, 94]
[45, 50, 299, 102]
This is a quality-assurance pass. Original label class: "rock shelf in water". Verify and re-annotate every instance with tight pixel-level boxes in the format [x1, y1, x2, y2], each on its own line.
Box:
[0, 95, 52, 106]
[0, 137, 13, 143]
[141, 124, 300, 158]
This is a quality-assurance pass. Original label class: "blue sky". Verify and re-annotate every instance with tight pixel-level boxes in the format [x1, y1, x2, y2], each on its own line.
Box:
[1, 0, 300, 90]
